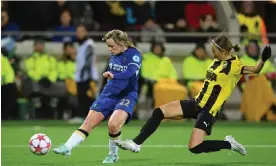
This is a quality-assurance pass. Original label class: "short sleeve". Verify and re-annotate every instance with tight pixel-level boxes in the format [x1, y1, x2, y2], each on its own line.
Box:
[231, 60, 245, 75]
[128, 53, 142, 69]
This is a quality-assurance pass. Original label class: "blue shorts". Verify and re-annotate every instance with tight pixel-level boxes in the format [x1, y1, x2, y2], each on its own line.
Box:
[89, 95, 137, 123]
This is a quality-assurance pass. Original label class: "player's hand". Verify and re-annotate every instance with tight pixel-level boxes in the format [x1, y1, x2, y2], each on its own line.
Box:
[261, 46, 271, 62]
[103, 71, 114, 79]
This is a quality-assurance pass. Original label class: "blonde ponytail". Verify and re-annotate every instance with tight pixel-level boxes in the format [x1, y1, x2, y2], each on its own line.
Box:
[232, 44, 241, 52]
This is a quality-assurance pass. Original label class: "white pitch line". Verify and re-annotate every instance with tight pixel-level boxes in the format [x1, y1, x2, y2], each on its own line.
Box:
[2, 145, 276, 148]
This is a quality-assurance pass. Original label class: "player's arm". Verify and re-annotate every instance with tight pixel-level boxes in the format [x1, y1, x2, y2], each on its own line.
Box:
[242, 46, 271, 75]
[113, 54, 141, 80]
[113, 64, 139, 79]
[242, 60, 265, 74]
[103, 65, 138, 79]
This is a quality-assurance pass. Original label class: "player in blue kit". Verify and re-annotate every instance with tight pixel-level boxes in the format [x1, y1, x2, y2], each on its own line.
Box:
[53, 29, 142, 164]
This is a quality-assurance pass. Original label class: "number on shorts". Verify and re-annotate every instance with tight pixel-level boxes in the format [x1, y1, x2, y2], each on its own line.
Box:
[119, 99, 130, 107]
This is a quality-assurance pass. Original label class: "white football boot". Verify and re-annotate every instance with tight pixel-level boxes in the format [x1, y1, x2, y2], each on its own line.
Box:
[114, 140, 141, 153]
[225, 135, 247, 156]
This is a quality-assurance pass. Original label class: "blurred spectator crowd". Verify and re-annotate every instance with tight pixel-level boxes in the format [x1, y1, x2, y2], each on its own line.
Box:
[2, 37, 276, 122]
[2, 1, 274, 44]
[2, 1, 276, 122]
[2, 1, 222, 43]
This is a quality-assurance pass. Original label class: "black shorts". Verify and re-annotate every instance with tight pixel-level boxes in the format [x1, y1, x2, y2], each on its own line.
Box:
[180, 99, 216, 135]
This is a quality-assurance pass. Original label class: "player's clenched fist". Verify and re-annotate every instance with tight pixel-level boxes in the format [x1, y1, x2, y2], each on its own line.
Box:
[103, 71, 114, 79]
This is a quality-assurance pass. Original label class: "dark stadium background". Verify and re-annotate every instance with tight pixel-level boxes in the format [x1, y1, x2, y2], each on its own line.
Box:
[1, 1, 276, 166]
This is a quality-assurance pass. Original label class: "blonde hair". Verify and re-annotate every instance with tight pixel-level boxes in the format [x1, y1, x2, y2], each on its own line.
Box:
[212, 35, 241, 53]
[102, 29, 136, 48]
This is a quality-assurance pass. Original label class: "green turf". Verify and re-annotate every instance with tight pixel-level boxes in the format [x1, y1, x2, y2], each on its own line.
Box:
[2, 120, 276, 166]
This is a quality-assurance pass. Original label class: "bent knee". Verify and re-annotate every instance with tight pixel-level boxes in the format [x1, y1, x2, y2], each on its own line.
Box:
[188, 144, 201, 154]
[108, 120, 121, 133]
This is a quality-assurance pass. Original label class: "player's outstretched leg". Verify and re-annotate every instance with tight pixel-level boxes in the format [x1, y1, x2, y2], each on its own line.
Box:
[53, 110, 104, 157]
[115, 101, 183, 152]
[187, 111, 246, 155]
[102, 109, 128, 163]
[188, 128, 246, 155]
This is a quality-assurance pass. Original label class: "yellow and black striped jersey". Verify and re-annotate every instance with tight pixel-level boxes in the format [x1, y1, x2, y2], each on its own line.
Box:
[194, 55, 245, 117]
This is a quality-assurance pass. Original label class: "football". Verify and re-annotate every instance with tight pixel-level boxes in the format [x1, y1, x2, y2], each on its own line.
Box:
[29, 133, 51, 155]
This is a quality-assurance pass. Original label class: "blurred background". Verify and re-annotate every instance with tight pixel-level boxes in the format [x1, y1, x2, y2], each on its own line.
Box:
[2, 0, 276, 124]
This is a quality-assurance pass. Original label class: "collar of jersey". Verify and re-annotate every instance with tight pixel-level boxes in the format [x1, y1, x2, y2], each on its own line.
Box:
[215, 56, 236, 62]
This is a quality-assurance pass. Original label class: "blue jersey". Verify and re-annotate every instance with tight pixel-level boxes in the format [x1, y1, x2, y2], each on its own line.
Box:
[101, 47, 141, 99]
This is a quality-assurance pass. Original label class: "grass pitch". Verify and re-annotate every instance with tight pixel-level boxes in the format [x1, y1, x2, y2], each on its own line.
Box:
[2, 120, 276, 166]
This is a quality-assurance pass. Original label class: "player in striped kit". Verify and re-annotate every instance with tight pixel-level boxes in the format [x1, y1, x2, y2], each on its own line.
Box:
[115, 35, 271, 157]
